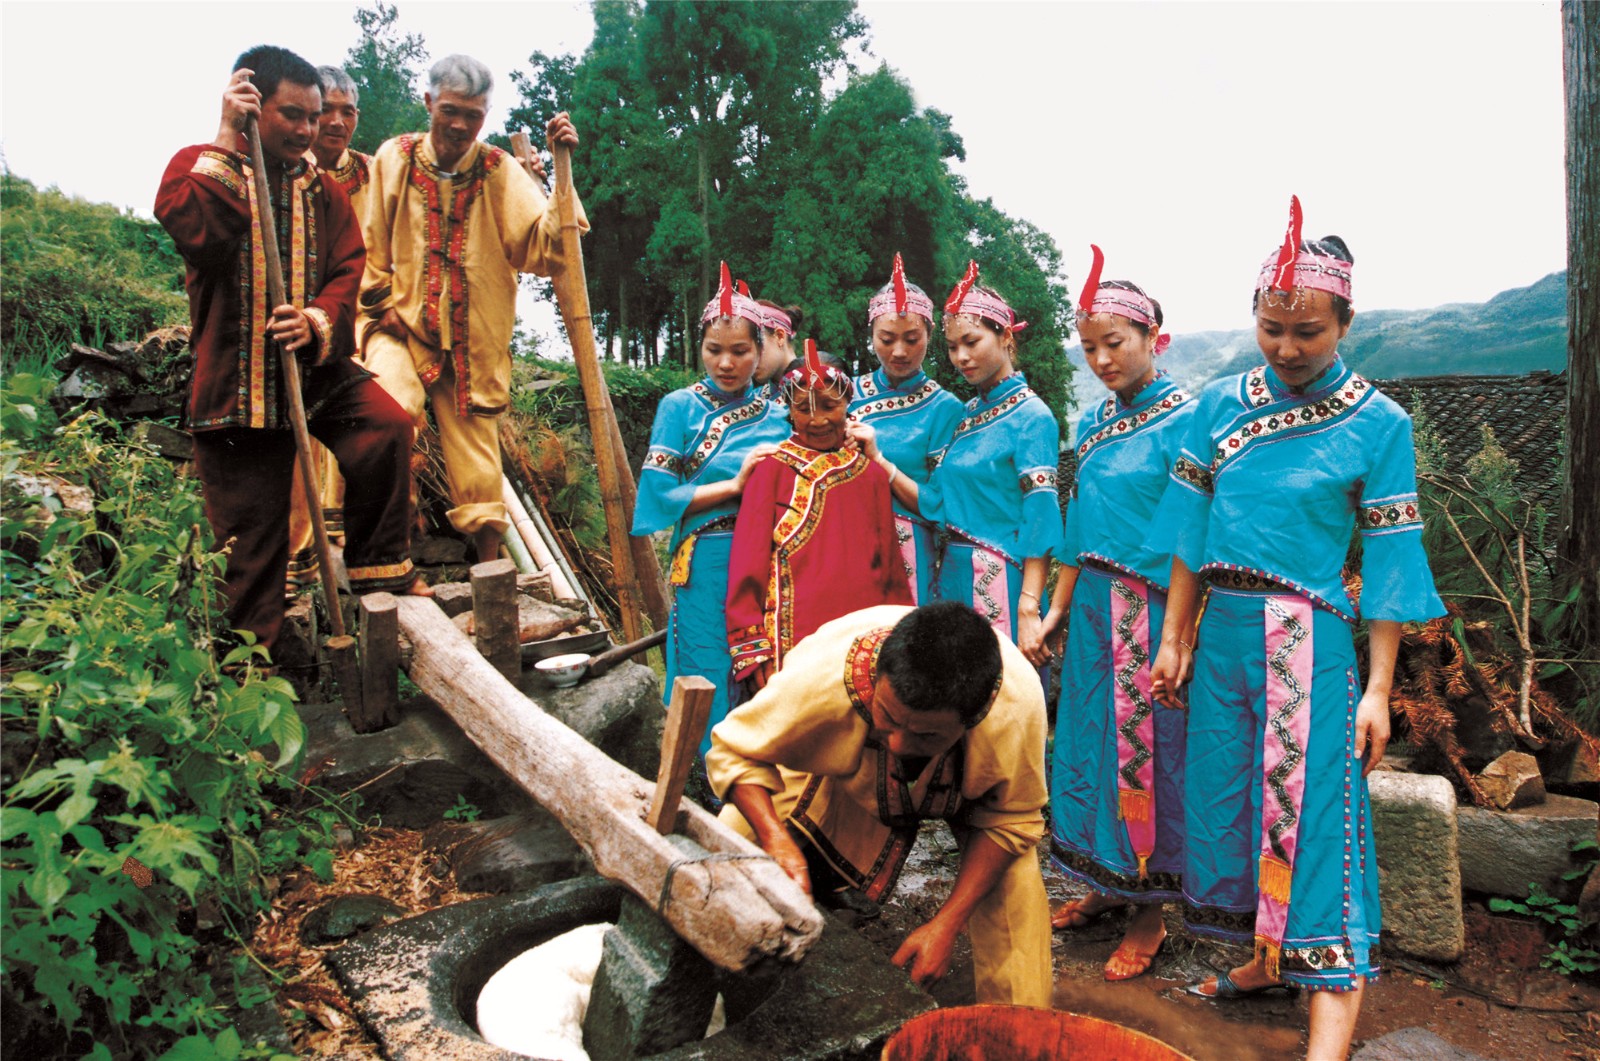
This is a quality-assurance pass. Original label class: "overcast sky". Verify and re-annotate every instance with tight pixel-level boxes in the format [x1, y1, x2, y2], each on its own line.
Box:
[0, 0, 1568, 336]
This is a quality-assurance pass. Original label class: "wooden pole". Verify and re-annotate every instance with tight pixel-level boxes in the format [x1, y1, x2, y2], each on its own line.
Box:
[522, 130, 668, 632]
[1562, 1, 1600, 636]
[646, 676, 715, 834]
[471, 558, 521, 682]
[244, 117, 344, 639]
[394, 596, 822, 971]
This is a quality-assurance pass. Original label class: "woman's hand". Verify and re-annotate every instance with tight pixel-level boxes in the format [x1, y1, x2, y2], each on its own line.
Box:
[845, 420, 880, 460]
[733, 443, 779, 489]
[746, 659, 775, 694]
[1040, 605, 1067, 658]
[1150, 637, 1193, 709]
[1018, 610, 1051, 667]
[1354, 689, 1390, 776]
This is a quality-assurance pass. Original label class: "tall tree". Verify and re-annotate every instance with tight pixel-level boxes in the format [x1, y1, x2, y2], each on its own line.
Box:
[1561, 1, 1599, 634]
[343, 1, 430, 153]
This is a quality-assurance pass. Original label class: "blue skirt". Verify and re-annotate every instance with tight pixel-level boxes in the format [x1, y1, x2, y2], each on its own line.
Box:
[666, 531, 737, 759]
[935, 539, 1022, 644]
[895, 515, 940, 605]
[1051, 566, 1185, 902]
[1183, 585, 1381, 991]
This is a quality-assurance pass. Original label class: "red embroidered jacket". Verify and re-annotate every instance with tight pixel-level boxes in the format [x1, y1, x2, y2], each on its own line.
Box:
[155, 143, 366, 432]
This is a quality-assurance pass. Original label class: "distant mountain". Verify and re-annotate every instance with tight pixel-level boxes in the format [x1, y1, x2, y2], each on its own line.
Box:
[1067, 272, 1568, 414]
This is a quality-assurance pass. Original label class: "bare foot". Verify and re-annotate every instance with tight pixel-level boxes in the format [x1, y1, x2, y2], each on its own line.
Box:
[1104, 903, 1166, 981]
[1052, 891, 1124, 930]
[404, 575, 434, 597]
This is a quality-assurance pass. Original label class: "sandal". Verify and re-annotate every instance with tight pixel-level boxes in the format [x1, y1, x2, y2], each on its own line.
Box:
[1184, 970, 1301, 1000]
[1104, 928, 1166, 982]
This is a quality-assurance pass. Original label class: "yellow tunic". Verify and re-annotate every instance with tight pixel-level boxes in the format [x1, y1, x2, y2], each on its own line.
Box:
[359, 133, 587, 417]
[707, 604, 1053, 1006]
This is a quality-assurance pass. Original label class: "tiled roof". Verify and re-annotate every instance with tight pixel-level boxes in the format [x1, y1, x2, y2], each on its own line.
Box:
[1055, 370, 1569, 514]
[1373, 371, 1567, 512]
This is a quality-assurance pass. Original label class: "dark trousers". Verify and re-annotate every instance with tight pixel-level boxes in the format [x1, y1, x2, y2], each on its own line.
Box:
[191, 377, 414, 654]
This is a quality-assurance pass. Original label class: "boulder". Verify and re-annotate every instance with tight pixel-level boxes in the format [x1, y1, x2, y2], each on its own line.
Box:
[423, 814, 591, 893]
[1368, 772, 1465, 961]
[412, 535, 468, 566]
[1456, 793, 1600, 898]
[429, 581, 475, 618]
[300, 893, 408, 945]
[1539, 736, 1600, 787]
[516, 571, 556, 602]
[1475, 750, 1545, 810]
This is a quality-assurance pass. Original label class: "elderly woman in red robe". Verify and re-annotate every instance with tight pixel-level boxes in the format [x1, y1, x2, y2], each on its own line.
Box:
[725, 342, 913, 693]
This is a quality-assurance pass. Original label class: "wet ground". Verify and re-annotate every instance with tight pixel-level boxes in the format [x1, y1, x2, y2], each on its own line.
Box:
[856, 822, 1600, 1061]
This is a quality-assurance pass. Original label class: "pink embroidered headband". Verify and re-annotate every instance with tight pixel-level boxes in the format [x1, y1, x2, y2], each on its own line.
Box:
[1076, 244, 1170, 354]
[944, 260, 1028, 333]
[700, 261, 766, 328]
[780, 338, 851, 398]
[867, 252, 935, 325]
[1256, 195, 1353, 302]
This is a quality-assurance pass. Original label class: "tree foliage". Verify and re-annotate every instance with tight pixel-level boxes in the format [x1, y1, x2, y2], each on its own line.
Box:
[342, 1, 430, 154]
[508, 1, 1075, 424]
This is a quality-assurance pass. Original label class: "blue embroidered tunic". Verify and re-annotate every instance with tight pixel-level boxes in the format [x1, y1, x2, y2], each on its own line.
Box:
[1151, 358, 1445, 622]
[1059, 374, 1194, 588]
[923, 372, 1065, 567]
[633, 378, 789, 766]
[632, 379, 789, 547]
[850, 367, 964, 601]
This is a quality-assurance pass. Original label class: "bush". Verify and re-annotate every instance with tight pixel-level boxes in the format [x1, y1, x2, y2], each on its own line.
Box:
[0, 172, 188, 373]
[1, 374, 346, 1059]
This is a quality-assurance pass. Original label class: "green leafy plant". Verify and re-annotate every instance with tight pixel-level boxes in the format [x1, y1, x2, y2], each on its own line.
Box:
[442, 795, 482, 823]
[1487, 838, 1600, 978]
[2, 384, 355, 1059]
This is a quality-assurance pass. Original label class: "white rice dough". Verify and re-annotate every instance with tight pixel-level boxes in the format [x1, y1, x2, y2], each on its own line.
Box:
[476, 921, 727, 1059]
[476, 922, 612, 1060]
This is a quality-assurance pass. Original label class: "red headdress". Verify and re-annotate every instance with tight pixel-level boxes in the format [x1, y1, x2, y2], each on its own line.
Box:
[1256, 196, 1353, 302]
[779, 338, 851, 399]
[944, 260, 1028, 332]
[700, 261, 765, 328]
[866, 252, 935, 325]
[1076, 244, 1169, 353]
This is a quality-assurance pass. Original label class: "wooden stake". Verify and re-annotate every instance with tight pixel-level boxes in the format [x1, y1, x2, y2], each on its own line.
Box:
[471, 558, 520, 681]
[244, 116, 344, 640]
[326, 634, 363, 725]
[358, 592, 400, 731]
[646, 676, 715, 835]
[393, 596, 821, 971]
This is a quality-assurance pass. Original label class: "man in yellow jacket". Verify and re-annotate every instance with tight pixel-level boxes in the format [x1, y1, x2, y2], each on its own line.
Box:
[708, 601, 1053, 1006]
[360, 53, 586, 563]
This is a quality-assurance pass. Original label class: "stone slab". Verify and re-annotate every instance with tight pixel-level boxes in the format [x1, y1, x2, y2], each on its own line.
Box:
[1369, 773, 1465, 962]
[1352, 1027, 1500, 1061]
[1456, 793, 1600, 898]
[329, 877, 935, 1061]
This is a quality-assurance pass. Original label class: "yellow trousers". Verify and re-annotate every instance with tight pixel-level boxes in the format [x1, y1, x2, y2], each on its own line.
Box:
[363, 329, 508, 537]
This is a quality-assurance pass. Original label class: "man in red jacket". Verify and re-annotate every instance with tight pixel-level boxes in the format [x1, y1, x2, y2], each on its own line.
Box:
[155, 45, 425, 657]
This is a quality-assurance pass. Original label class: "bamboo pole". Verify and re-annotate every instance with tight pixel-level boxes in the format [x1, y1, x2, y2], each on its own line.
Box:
[245, 116, 344, 639]
[394, 596, 822, 971]
[502, 476, 579, 600]
[541, 137, 644, 643]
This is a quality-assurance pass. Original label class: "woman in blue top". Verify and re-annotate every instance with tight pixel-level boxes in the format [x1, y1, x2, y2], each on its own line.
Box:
[855, 262, 1064, 657]
[632, 262, 789, 763]
[847, 254, 964, 602]
[1148, 199, 1445, 1059]
[1041, 249, 1193, 981]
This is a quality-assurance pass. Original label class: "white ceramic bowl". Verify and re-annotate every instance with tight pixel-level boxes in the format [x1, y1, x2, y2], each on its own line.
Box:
[535, 652, 591, 688]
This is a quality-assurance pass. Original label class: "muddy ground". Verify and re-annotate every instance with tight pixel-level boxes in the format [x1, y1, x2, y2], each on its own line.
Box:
[858, 822, 1600, 1061]
[254, 821, 1597, 1058]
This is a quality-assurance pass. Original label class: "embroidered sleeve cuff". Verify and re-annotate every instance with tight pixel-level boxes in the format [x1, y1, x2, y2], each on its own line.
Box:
[1017, 466, 1059, 497]
[643, 446, 684, 478]
[1359, 494, 1423, 536]
[1170, 455, 1214, 496]
[303, 306, 334, 357]
[192, 149, 249, 201]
